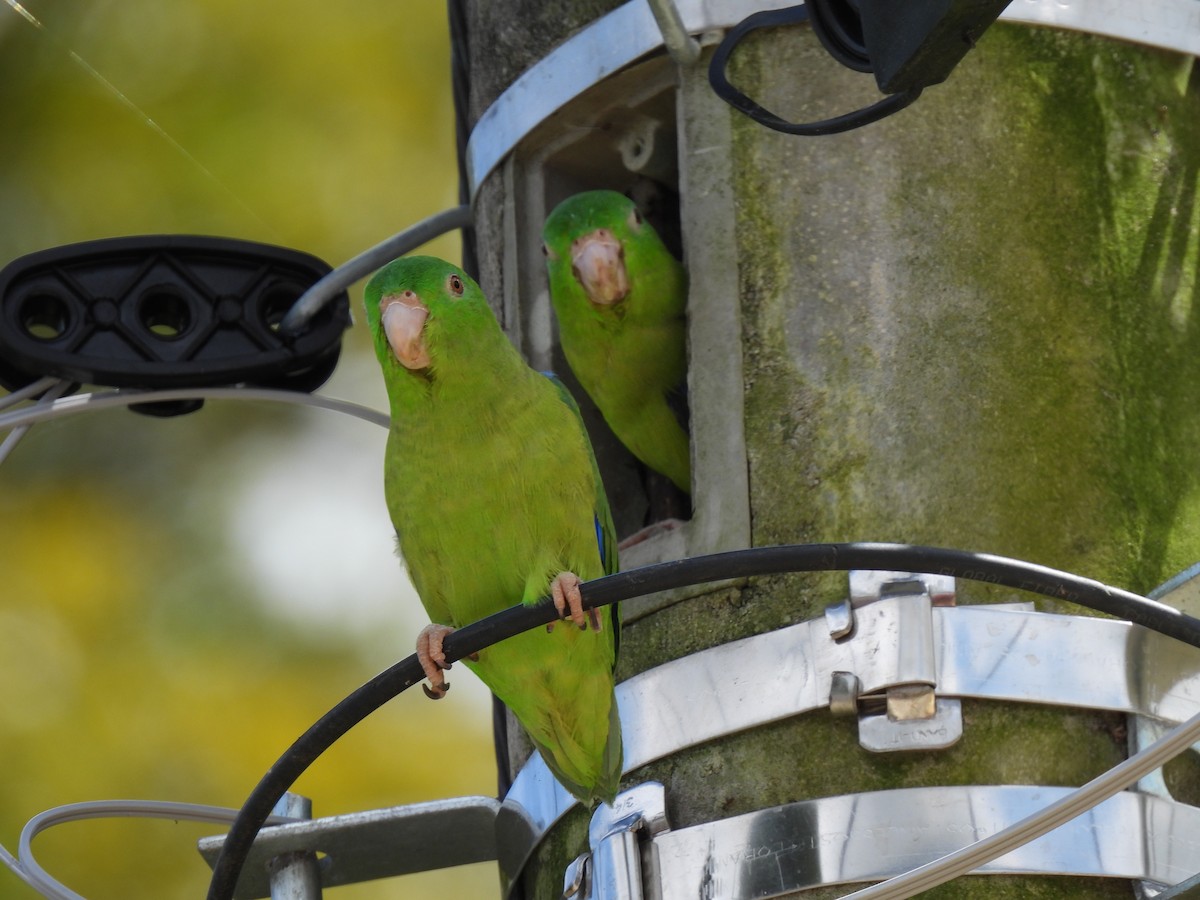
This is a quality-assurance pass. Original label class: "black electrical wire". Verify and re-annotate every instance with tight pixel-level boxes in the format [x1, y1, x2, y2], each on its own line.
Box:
[447, 0, 479, 280]
[707, 4, 922, 136]
[205, 542, 1200, 899]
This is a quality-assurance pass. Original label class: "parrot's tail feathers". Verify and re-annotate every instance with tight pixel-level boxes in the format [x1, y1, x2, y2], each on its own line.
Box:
[594, 690, 624, 805]
[536, 742, 593, 805]
[535, 689, 624, 807]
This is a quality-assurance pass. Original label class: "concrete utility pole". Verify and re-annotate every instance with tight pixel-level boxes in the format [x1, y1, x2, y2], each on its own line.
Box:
[461, 2, 1200, 896]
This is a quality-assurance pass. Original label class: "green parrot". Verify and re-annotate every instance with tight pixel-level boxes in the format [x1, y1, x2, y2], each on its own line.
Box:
[364, 255, 622, 805]
[542, 189, 690, 494]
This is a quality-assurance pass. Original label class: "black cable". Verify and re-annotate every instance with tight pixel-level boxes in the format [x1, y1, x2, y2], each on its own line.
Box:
[707, 5, 922, 137]
[206, 542, 1200, 899]
[806, 0, 872, 72]
[447, 0, 479, 281]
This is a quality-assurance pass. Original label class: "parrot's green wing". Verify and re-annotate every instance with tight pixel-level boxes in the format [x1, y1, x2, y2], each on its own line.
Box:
[543, 371, 619, 581]
[543, 189, 691, 494]
[543, 372, 623, 803]
[366, 256, 622, 804]
[522, 370, 622, 803]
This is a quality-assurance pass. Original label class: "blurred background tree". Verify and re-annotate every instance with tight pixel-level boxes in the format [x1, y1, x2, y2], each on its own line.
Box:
[0, 1, 499, 897]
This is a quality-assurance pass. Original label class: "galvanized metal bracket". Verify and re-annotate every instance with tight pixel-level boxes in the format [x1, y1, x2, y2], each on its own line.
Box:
[561, 781, 1200, 900]
[1132, 566, 1200, 899]
[562, 783, 670, 900]
[198, 796, 499, 899]
[827, 571, 962, 752]
[499, 593, 1200, 893]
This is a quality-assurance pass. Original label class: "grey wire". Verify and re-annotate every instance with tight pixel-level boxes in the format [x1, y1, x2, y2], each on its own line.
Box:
[8, 800, 293, 900]
[0, 181, 462, 900]
[0, 376, 63, 412]
[646, 0, 701, 64]
[0, 386, 390, 432]
[0, 379, 74, 465]
[0, 841, 39, 893]
[279, 204, 473, 337]
[839, 706, 1200, 899]
[0, 382, 387, 900]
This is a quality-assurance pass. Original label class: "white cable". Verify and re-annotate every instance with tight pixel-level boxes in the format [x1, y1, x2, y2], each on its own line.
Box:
[7, 800, 292, 900]
[839, 706, 1200, 899]
[0, 841, 40, 892]
[0, 379, 74, 465]
[0, 376, 65, 412]
[0, 386, 390, 432]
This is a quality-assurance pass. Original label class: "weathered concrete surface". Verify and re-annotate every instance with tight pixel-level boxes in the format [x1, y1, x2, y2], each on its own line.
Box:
[733, 25, 1200, 596]
[464, 0, 625, 123]
[467, 5, 1200, 896]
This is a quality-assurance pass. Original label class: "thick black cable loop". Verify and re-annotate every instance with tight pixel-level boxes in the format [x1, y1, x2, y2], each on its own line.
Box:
[206, 542, 1200, 899]
[707, 4, 922, 136]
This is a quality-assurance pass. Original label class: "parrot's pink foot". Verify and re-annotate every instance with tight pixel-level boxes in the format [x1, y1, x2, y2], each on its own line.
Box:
[618, 518, 685, 551]
[547, 571, 602, 633]
[417, 623, 455, 700]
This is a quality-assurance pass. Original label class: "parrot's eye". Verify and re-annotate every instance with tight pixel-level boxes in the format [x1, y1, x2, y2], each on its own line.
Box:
[628, 207, 643, 230]
[447, 274, 464, 296]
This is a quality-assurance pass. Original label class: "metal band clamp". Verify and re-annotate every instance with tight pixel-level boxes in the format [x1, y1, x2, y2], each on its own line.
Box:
[564, 782, 1200, 899]
[466, 0, 1200, 198]
[499, 575, 1200, 893]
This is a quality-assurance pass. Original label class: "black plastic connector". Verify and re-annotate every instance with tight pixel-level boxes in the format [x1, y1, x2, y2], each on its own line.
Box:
[710, 0, 1012, 136]
[854, 0, 1013, 94]
[0, 236, 350, 416]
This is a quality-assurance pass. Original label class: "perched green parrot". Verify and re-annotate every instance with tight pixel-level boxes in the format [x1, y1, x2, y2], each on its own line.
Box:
[364, 255, 622, 805]
[542, 189, 690, 494]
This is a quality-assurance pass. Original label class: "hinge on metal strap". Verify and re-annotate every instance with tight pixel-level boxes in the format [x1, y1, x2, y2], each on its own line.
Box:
[562, 783, 669, 900]
[826, 570, 963, 752]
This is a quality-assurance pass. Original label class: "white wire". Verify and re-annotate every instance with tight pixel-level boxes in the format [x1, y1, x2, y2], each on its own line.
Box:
[0, 379, 75, 465]
[0, 376, 64, 412]
[5, 800, 293, 900]
[0, 386, 390, 432]
[839, 706, 1200, 899]
[0, 841, 39, 892]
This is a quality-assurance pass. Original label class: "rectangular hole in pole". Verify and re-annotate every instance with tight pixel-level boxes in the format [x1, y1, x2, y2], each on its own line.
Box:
[512, 57, 692, 548]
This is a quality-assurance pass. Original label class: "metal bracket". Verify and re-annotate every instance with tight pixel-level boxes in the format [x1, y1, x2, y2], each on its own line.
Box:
[1132, 565, 1200, 899]
[265, 793, 322, 899]
[198, 796, 499, 899]
[826, 571, 963, 752]
[565, 781, 1200, 899]
[465, 0, 1200, 199]
[500, 598, 1200, 894]
[562, 783, 670, 899]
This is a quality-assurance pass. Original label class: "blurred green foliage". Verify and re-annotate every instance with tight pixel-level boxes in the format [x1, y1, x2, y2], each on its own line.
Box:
[0, 1, 499, 897]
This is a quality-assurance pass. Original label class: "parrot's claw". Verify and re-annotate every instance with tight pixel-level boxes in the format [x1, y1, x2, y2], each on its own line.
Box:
[416, 623, 456, 700]
[618, 517, 685, 552]
[547, 571, 602, 633]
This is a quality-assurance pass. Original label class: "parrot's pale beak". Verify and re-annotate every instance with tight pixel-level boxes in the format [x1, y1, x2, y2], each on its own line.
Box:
[381, 291, 431, 370]
[571, 229, 629, 306]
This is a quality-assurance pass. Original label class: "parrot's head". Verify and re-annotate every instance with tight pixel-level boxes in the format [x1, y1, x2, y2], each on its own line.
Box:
[543, 190, 646, 309]
[364, 256, 495, 378]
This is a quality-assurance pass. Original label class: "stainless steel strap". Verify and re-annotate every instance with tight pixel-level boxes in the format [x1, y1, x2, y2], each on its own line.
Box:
[569, 782, 1200, 899]
[499, 602, 1200, 892]
[465, 0, 1200, 197]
